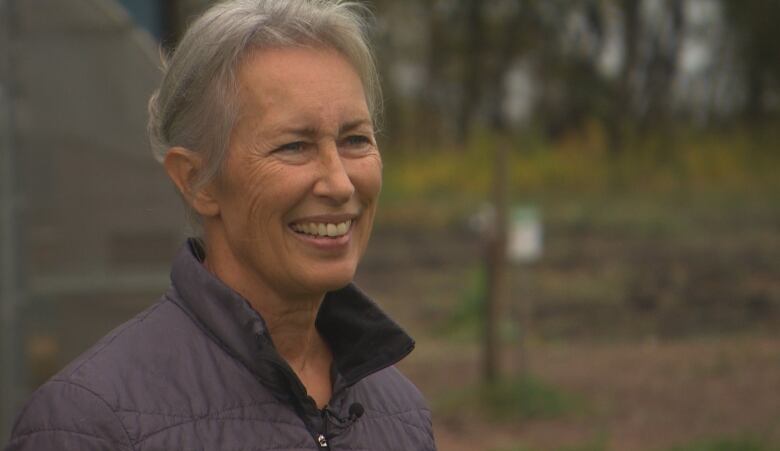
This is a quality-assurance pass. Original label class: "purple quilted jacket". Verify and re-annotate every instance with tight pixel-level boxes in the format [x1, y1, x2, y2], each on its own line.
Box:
[5, 241, 436, 450]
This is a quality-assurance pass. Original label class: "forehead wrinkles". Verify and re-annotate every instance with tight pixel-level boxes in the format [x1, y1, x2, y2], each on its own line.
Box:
[240, 94, 369, 143]
[234, 48, 370, 139]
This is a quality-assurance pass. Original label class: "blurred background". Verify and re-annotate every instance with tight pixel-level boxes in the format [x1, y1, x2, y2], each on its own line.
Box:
[1, 0, 778, 450]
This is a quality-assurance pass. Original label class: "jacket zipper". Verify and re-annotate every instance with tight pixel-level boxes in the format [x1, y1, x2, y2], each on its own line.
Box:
[260, 341, 388, 450]
[317, 408, 329, 448]
[262, 357, 334, 449]
[317, 433, 328, 448]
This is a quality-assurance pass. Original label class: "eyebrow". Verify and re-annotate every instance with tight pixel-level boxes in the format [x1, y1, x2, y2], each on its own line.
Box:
[269, 118, 374, 138]
[275, 126, 318, 139]
[339, 119, 374, 134]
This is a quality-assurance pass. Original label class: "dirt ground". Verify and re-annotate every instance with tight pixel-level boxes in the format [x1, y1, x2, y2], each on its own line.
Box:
[397, 335, 780, 451]
[355, 220, 780, 451]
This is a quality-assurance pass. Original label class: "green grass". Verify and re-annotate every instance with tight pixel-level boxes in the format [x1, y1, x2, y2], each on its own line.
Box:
[666, 437, 780, 451]
[557, 442, 608, 451]
[435, 375, 580, 421]
[490, 435, 780, 451]
[435, 264, 528, 342]
[491, 436, 608, 451]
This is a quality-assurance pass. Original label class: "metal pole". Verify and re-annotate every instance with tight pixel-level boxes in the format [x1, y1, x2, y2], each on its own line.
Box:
[1, 0, 21, 441]
[482, 135, 509, 383]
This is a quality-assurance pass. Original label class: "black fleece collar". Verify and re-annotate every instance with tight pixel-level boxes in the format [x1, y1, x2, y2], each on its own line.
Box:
[168, 239, 415, 399]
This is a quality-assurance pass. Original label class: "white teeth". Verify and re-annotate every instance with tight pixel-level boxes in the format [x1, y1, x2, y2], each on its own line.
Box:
[336, 222, 348, 235]
[291, 220, 352, 238]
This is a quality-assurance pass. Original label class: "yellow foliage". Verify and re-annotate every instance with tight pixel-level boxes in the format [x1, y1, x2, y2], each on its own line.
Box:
[379, 126, 779, 225]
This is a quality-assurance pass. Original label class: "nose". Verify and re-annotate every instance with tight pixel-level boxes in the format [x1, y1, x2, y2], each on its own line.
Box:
[313, 144, 355, 204]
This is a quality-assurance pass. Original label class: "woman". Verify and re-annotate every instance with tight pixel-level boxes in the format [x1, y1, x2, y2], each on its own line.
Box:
[5, 1, 435, 450]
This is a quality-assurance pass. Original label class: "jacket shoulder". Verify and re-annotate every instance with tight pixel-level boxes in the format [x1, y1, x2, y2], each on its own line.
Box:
[353, 366, 435, 449]
[14, 295, 273, 447]
[5, 300, 181, 450]
[53, 299, 191, 397]
[359, 366, 430, 413]
[6, 379, 133, 451]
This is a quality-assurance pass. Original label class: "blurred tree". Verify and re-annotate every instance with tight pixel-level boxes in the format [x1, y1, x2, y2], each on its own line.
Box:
[640, 0, 685, 127]
[418, 0, 451, 148]
[457, 0, 485, 143]
[144, 0, 780, 153]
[483, 0, 538, 132]
[723, 0, 780, 121]
[532, 0, 688, 153]
[612, 0, 641, 153]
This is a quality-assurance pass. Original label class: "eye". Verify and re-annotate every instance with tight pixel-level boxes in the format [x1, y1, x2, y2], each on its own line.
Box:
[342, 135, 373, 149]
[274, 141, 306, 153]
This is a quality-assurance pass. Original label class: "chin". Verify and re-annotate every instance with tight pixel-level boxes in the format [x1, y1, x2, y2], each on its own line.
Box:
[307, 265, 357, 294]
[318, 274, 355, 293]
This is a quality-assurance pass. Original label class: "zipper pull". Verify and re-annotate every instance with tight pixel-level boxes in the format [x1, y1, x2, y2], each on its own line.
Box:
[317, 434, 329, 448]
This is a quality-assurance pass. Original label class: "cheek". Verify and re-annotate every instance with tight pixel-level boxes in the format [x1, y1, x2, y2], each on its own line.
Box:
[353, 155, 383, 201]
[226, 160, 289, 233]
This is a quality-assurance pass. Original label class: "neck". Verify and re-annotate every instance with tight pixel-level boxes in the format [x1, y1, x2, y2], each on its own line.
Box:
[199, 230, 331, 377]
[257, 296, 325, 371]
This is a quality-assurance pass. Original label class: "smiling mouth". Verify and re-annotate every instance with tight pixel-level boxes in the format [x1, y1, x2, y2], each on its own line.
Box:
[290, 219, 353, 238]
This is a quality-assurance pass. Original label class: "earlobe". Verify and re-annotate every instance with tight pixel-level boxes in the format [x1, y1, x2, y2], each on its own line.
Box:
[163, 147, 220, 217]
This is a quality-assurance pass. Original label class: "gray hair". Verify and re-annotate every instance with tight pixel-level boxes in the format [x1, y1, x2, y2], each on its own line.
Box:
[147, 0, 381, 234]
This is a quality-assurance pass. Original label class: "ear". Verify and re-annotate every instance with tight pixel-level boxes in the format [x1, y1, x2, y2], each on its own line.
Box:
[163, 147, 220, 217]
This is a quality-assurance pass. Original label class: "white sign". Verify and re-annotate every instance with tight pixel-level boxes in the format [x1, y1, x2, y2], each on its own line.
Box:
[508, 206, 542, 263]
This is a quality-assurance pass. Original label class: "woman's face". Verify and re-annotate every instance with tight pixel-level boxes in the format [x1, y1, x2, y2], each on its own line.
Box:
[209, 46, 381, 301]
